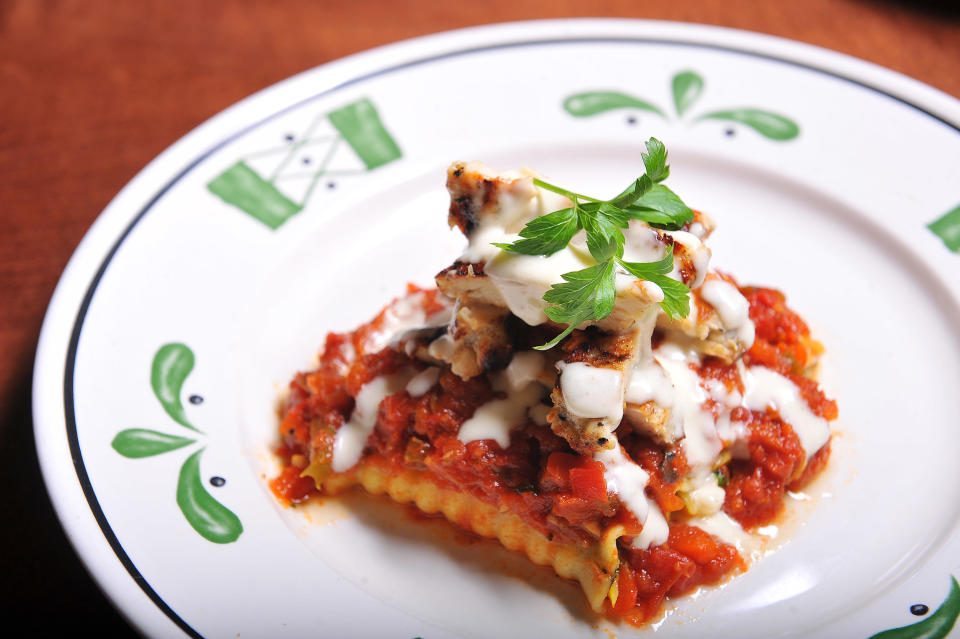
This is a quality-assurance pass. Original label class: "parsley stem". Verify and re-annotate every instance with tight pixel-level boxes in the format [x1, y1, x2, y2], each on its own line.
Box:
[532, 178, 602, 204]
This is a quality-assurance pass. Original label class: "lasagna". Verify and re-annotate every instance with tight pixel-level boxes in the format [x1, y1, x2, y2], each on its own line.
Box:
[271, 160, 837, 625]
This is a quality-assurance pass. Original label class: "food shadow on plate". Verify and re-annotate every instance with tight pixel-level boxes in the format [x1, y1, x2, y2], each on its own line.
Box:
[325, 488, 602, 625]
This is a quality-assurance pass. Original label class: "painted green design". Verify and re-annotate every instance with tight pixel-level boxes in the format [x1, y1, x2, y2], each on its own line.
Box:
[697, 109, 800, 141]
[177, 449, 243, 544]
[111, 429, 195, 458]
[869, 577, 960, 639]
[327, 98, 403, 170]
[206, 97, 402, 229]
[207, 161, 302, 230]
[113, 343, 243, 544]
[928, 205, 960, 253]
[672, 70, 704, 117]
[563, 70, 800, 141]
[151, 343, 200, 432]
[564, 92, 665, 118]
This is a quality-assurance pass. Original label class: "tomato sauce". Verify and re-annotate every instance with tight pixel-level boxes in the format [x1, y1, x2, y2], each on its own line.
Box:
[270, 284, 834, 624]
[718, 287, 837, 529]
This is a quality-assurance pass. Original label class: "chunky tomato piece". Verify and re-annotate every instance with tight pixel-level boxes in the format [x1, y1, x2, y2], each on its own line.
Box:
[540, 451, 578, 492]
[569, 463, 607, 501]
[723, 411, 805, 528]
[612, 563, 639, 616]
[541, 452, 608, 500]
[269, 465, 316, 505]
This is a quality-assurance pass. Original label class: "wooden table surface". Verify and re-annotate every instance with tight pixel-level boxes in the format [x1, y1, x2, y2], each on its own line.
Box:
[2, 0, 957, 634]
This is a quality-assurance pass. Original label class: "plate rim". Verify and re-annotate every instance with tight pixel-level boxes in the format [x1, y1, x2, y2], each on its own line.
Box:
[32, 17, 960, 638]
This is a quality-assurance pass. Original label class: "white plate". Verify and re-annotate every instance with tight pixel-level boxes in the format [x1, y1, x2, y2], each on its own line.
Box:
[33, 19, 960, 639]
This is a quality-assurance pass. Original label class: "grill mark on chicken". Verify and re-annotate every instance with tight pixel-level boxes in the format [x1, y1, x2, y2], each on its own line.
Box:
[547, 328, 643, 454]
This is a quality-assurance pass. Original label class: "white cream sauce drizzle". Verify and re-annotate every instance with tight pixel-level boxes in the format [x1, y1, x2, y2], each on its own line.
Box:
[332, 371, 413, 472]
[364, 293, 452, 353]
[486, 245, 592, 325]
[593, 438, 669, 549]
[406, 367, 440, 398]
[700, 279, 756, 348]
[633, 498, 670, 550]
[457, 384, 543, 448]
[684, 471, 726, 516]
[630, 341, 829, 470]
[426, 333, 456, 361]
[460, 177, 712, 328]
[742, 366, 830, 459]
[558, 362, 624, 422]
[457, 352, 550, 448]
[687, 511, 764, 557]
[625, 360, 675, 407]
[622, 224, 667, 263]
[504, 351, 547, 389]
[528, 402, 551, 426]
[663, 230, 711, 289]
[654, 342, 723, 469]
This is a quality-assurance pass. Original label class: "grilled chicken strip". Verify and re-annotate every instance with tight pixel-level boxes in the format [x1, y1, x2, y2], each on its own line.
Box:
[547, 325, 650, 454]
[437, 161, 756, 452]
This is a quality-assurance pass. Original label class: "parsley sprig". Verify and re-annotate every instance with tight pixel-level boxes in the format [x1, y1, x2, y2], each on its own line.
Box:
[493, 138, 694, 350]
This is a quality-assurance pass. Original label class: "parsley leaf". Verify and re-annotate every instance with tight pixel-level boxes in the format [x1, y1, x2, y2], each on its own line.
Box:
[579, 202, 629, 262]
[537, 261, 617, 350]
[641, 137, 669, 183]
[491, 137, 694, 348]
[608, 175, 654, 209]
[494, 206, 578, 256]
[629, 184, 693, 228]
[618, 246, 691, 319]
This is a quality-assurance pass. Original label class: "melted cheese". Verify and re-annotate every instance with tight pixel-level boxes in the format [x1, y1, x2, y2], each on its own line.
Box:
[427, 333, 456, 361]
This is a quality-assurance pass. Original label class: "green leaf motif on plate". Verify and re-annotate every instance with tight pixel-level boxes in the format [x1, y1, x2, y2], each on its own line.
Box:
[562, 69, 800, 142]
[151, 342, 200, 433]
[672, 70, 704, 116]
[111, 429, 195, 458]
[697, 109, 800, 140]
[869, 577, 960, 639]
[206, 97, 402, 230]
[112, 343, 243, 544]
[177, 449, 243, 544]
[928, 205, 960, 253]
[207, 162, 302, 231]
[563, 92, 666, 118]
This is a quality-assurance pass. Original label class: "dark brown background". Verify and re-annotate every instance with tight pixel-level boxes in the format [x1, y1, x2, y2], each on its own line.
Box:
[2, 0, 957, 635]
